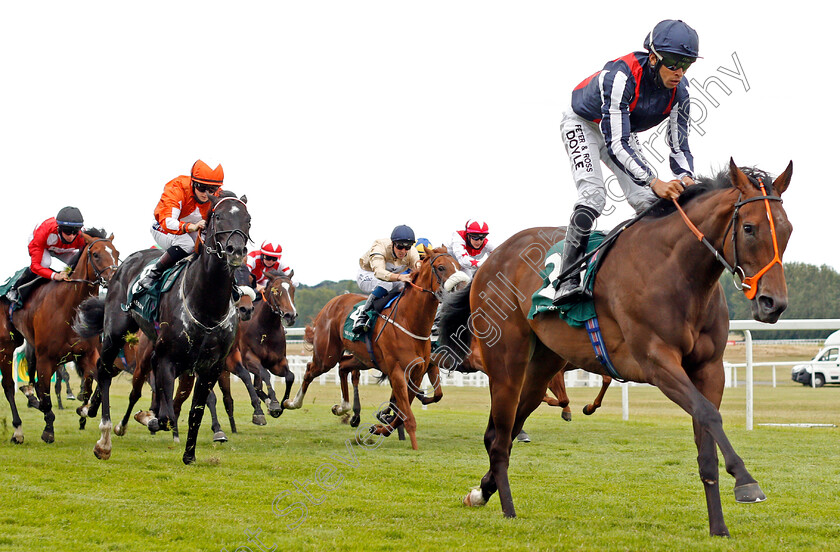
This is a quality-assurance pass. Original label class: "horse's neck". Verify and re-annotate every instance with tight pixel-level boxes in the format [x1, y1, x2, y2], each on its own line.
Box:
[394, 275, 438, 333]
[183, 253, 234, 317]
[662, 190, 737, 290]
[67, 253, 98, 298]
[256, 299, 281, 325]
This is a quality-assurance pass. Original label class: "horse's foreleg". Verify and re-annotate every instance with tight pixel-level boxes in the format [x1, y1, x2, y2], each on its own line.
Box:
[545, 370, 572, 421]
[283, 358, 328, 410]
[350, 369, 361, 428]
[54, 371, 64, 410]
[234, 362, 265, 425]
[333, 362, 353, 417]
[183, 371, 218, 465]
[34, 362, 56, 444]
[115, 364, 148, 437]
[280, 363, 294, 416]
[386, 365, 418, 450]
[206, 389, 227, 442]
[259, 365, 282, 417]
[93, 359, 116, 460]
[416, 362, 443, 405]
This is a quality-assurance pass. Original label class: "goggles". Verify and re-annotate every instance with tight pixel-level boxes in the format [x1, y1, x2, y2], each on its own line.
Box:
[656, 52, 695, 72]
[194, 182, 220, 194]
[393, 242, 413, 251]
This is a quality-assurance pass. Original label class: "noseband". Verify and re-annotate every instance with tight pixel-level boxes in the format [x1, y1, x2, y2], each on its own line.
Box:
[407, 252, 457, 300]
[68, 238, 118, 287]
[673, 179, 783, 299]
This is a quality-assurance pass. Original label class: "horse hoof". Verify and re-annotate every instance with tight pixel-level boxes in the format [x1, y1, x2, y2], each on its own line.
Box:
[41, 431, 55, 444]
[27, 397, 40, 409]
[350, 415, 360, 428]
[269, 408, 282, 419]
[182, 454, 196, 465]
[213, 431, 228, 443]
[515, 430, 531, 443]
[463, 488, 487, 507]
[173, 435, 180, 444]
[562, 411, 572, 422]
[582, 405, 595, 416]
[79, 417, 87, 430]
[93, 445, 111, 460]
[734, 482, 766, 503]
[10, 435, 23, 445]
[114, 423, 126, 437]
[66, 394, 76, 401]
[252, 414, 267, 426]
[147, 418, 160, 432]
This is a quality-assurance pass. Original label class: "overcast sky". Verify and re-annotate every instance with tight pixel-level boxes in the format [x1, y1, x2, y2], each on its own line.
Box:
[1, 2, 834, 286]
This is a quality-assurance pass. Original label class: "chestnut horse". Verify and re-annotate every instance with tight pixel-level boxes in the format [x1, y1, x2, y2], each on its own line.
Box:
[74, 193, 250, 464]
[0, 229, 119, 444]
[283, 247, 468, 449]
[437, 161, 793, 537]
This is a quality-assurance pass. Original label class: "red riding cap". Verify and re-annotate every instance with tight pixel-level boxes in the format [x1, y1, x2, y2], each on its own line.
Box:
[260, 241, 282, 256]
[465, 219, 489, 234]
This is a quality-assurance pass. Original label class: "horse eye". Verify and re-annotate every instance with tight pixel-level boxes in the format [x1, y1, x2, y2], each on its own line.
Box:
[743, 223, 755, 236]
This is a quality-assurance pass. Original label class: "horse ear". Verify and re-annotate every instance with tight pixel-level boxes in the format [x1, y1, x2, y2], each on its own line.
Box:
[772, 161, 793, 196]
[287, 269, 294, 279]
[240, 194, 248, 204]
[728, 158, 754, 195]
[108, 233, 114, 241]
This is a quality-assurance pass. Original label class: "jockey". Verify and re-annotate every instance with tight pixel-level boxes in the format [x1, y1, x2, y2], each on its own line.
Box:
[246, 241, 295, 293]
[553, 20, 699, 306]
[414, 237, 432, 260]
[135, 160, 224, 292]
[448, 219, 495, 277]
[353, 224, 422, 334]
[5, 206, 86, 306]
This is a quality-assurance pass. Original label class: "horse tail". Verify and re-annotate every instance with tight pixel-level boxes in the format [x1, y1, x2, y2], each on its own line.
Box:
[304, 325, 315, 344]
[435, 282, 473, 368]
[73, 296, 106, 339]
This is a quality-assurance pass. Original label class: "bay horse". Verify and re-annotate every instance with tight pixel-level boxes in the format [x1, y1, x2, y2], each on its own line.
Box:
[73, 192, 250, 464]
[0, 229, 119, 444]
[283, 247, 469, 449]
[436, 161, 793, 537]
[227, 269, 298, 422]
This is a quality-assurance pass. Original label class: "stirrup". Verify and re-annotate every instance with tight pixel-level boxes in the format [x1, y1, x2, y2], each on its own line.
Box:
[552, 278, 589, 307]
[352, 316, 371, 334]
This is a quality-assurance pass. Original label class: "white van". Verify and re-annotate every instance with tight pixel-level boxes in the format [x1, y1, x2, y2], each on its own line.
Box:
[791, 330, 840, 387]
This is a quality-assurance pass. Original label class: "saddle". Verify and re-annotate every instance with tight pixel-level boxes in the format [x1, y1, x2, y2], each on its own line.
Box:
[122, 259, 190, 323]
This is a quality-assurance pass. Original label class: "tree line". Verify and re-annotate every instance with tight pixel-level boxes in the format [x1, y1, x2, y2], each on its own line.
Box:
[292, 262, 840, 340]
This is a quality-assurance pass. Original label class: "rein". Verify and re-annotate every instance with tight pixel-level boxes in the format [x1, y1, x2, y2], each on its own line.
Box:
[672, 179, 783, 299]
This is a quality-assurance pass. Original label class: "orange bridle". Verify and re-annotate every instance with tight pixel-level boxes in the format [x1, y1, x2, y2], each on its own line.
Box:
[672, 179, 783, 300]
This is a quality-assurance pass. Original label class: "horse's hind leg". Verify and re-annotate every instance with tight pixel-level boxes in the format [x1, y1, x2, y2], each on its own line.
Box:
[259, 365, 283, 417]
[54, 369, 64, 410]
[582, 375, 611, 416]
[350, 368, 361, 428]
[332, 359, 354, 418]
[218, 371, 236, 434]
[171, 372, 195, 443]
[545, 370, 572, 421]
[34, 360, 57, 444]
[115, 360, 149, 437]
[1, 347, 24, 444]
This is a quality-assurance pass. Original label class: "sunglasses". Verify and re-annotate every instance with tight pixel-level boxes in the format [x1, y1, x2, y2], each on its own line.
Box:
[656, 52, 695, 72]
[468, 234, 487, 241]
[393, 242, 413, 251]
[194, 183, 220, 194]
[262, 256, 278, 263]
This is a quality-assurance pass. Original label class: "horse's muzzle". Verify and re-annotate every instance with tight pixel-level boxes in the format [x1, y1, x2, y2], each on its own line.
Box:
[752, 293, 787, 323]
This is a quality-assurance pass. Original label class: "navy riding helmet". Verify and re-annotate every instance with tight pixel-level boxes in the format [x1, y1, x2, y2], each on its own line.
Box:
[644, 19, 700, 59]
[56, 206, 84, 233]
[390, 224, 415, 243]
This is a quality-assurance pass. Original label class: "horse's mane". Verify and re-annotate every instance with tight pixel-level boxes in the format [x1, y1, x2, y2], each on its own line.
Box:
[83, 227, 107, 239]
[643, 166, 775, 219]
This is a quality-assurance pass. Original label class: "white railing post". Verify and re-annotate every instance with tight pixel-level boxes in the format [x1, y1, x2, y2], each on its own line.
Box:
[621, 382, 629, 421]
[745, 330, 753, 431]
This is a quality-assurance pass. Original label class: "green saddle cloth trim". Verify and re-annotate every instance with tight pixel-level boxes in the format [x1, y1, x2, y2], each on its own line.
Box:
[122, 261, 189, 323]
[343, 300, 374, 342]
[527, 231, 607, 328]
[0, 268, 28, 297]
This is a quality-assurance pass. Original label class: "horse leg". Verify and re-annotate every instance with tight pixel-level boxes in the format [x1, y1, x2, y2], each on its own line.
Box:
[657, 358, 762, 537]
[234, 362, 265, 425]
[333, 360, 353, 418]
[115, 360, 149, 437]
[582, 375, 612, 416]
[280, 362, 294, 416]
[54, 369, 64, 410]
[1, 347, 24, 444]
[383, 364, 418, 450]
[60, 365, 76, 400]
[93, 310, 136, 460]
[259, 365, 283, 418]
[415, 362, 443, 405]
[283, 357, 331, 410]
[183, 369, 220, 465]
[206, 389, 227, 442]
[217, 370, 236, 434]
[350, 369, 361, 428]
[171, 372, 195, 443]
[34, 359, 57, 444]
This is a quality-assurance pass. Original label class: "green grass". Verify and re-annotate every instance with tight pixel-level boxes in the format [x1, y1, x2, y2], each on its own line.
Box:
[1, 376, 838, 552]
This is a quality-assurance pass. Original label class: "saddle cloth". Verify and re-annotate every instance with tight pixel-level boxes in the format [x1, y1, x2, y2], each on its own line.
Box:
[122, 260, 189, 323]
[527, 231, 607, 328]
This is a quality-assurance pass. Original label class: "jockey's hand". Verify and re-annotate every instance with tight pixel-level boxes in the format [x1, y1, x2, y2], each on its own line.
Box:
[680, 175, 696, 187]
[396, 273, 412, 283]
[256, 284, 266, 294]
[651, 177, 685, 200]
[53, 271, 70, 282]
[187, 220, 207, 233]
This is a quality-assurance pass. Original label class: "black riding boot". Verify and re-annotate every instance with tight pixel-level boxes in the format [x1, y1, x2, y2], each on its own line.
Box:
[135, 247, 187, 293]
[553, 206, 598, 306]
[352, 293, 377, 335]
[6, 269, 40, 306]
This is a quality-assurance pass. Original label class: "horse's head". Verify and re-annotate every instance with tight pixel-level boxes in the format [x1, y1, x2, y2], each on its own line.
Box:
[727, 159, 793, 323]
[414, 246, 471, 301]
[80, 230, 120, 287]
[236, 287, 255, 321]
[205, 193, 251, 269]
[264, 269, 297, 326]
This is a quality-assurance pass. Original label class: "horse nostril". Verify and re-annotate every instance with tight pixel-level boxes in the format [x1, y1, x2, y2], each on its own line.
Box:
[758, 295, 775, 311]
